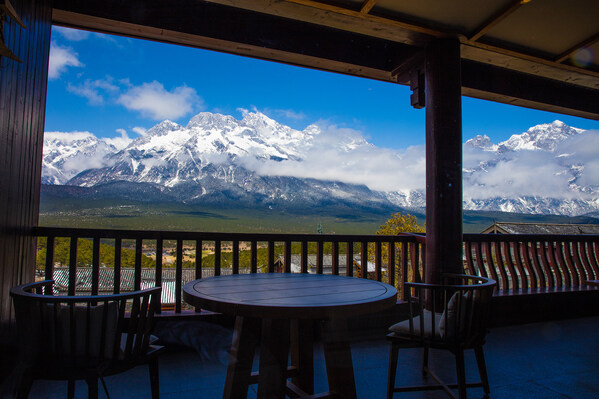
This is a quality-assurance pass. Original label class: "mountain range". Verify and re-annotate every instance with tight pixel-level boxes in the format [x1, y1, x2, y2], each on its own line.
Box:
[42, 113, 599, 216]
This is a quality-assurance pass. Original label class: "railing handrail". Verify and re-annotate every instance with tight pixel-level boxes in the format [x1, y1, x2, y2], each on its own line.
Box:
[32, 226, 422, 243]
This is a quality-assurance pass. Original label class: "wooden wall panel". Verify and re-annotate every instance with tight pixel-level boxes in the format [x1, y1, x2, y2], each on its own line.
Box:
[0, 0, 52, 340]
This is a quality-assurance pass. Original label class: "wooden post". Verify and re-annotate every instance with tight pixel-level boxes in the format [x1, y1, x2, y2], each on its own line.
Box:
[424, 37, 463, 284]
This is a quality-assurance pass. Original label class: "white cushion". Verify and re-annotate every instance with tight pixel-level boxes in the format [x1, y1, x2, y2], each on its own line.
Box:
[389, 310, 442, 338]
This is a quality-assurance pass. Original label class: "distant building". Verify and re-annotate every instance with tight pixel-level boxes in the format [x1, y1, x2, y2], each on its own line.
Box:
[482, 221, 599, 235]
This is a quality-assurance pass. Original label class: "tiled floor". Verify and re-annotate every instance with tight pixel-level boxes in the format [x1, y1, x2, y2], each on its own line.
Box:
[29, 316, 599, 398]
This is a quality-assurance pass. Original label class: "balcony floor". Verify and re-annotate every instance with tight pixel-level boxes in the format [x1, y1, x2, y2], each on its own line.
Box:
[31, 316, 599, 398]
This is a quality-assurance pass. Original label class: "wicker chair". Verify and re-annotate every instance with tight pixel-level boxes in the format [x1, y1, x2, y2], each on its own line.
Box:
[10, 280, 163, 399]
[387, 274, 496, 399]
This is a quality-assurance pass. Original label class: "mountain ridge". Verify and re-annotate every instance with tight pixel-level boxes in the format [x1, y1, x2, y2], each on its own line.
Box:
[42, 113, 599, 216]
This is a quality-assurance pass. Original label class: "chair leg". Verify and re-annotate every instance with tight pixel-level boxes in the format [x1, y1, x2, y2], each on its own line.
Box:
[149, 357, 160, 399]
[422, 345, 429, 375]
[67, 379, 75, 399]
[455, 349, 467, 399]
[387, 341, 399, 399]
[474, 346, 490, 398]
[86, 378, 98, 399]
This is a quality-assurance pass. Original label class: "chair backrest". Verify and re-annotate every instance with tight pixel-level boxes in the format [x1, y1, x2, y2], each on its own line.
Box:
[10, 280, 161, 376]
[404, 274, 496, 347]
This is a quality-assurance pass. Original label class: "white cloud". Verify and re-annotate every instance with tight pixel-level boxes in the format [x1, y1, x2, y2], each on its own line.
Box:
[132, 126, 147, 136]
[53, 26, 91, 41]
[48, 42, 83, 80]
[117, 81, 202, 120]
[103, 129, 132, 150]
[240, 124, 426, 192]
[66, 78, 119, 105]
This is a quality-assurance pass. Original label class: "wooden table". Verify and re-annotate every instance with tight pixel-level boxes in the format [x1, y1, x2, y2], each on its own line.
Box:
[183, 273, 397, 399]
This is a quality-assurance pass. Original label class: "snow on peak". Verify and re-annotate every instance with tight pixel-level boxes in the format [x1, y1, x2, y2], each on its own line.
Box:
[499, 120, 583, 152]
[465, 134, 498, 151]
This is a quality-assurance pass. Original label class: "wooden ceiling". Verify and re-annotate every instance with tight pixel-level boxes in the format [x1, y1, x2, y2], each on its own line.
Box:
[52, 0, 599, 120]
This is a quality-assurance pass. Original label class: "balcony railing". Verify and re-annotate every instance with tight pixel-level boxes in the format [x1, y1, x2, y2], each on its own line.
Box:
[463, 233, 599, 293]
[32, 226, 425, 313]
[32, 227, 599, 316]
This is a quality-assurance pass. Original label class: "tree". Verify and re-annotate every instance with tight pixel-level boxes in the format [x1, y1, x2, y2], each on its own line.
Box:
[376, 212, 425, 235]
[370, 212, 425, 293]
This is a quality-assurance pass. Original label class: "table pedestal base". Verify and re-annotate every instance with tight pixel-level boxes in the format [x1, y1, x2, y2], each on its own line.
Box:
[223, 316, 357, 399]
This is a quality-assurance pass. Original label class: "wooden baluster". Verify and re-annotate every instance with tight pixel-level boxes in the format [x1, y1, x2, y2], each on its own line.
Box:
[563, 241, 580, 286]
[332, 241, 339, 275]
[519, 242, 538, 289]
[537, 241, 555, 288]
[114, 238, 122, 294]
[195, 239, 202, 279]
[44, 236, 55, 295]
[284, 240, 292, 273]
[301, 241, 308, 274]
[233, 239, 240, 275]
[134, 238, 142, 291]
[401, 242, 409, 301]
[511, 242, 529, 290]
[360, 241, 368, 279]
[374, 241, 382, 281]
[586, 241, 599, 279]
[251, 241, 258, 274]
[579, 241, 595, 281]
[501, 241, 519, 291]
[491, 241, 509, 291]
[546, 242, 563, 288]
[316, 241, 323, 274]
[388, 240, 395, 287]
[482, 242, 499, 284]
[527, 241, 546, 289]
[176, 239, 183, 313]
[555, 241, 572, 287]
[572, 240, 590, 283]
[214, 240, 221, 276]
[68, 236, 77, 296]
[474, 242, 487, 278]
[156, 238, 163, 313]
[91, 237, 101, 296]
[346, 242, 353, 277]
[464, 241, 475, 275]
[268, 240, 275, 273]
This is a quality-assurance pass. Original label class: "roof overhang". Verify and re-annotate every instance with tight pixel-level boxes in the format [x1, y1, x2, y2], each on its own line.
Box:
[52, 0, 599, 120]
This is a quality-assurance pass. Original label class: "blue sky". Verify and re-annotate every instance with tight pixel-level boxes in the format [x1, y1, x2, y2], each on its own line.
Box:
[45, 26, 599, 150]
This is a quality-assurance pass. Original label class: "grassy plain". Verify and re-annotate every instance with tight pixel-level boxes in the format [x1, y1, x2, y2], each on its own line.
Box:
[39, 197, 599, 234]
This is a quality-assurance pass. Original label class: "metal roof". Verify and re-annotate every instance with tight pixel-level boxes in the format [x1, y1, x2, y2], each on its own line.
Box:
[482, 222, 599, 235]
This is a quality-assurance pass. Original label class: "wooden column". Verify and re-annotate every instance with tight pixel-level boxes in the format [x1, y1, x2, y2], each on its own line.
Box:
[424, 37, 463, 283]
[0, 0, 52, 341]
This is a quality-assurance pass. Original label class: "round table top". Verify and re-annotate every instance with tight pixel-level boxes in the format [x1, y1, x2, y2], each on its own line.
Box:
[183, 273, 398, 319]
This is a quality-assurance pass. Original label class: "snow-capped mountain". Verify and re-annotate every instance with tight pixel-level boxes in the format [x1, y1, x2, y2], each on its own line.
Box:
[42, 131, 117, 185]
[462, 120, 599, 215]
[42, 115, 599, 216]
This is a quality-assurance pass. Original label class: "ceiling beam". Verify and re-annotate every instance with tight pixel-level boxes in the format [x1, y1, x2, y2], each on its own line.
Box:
[360, 0, 378, 14]
[554, 32, 599, 64]
[468, 0, 526, 42]
[283, 0, 443, 37]
[462, 60, 599, 121]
